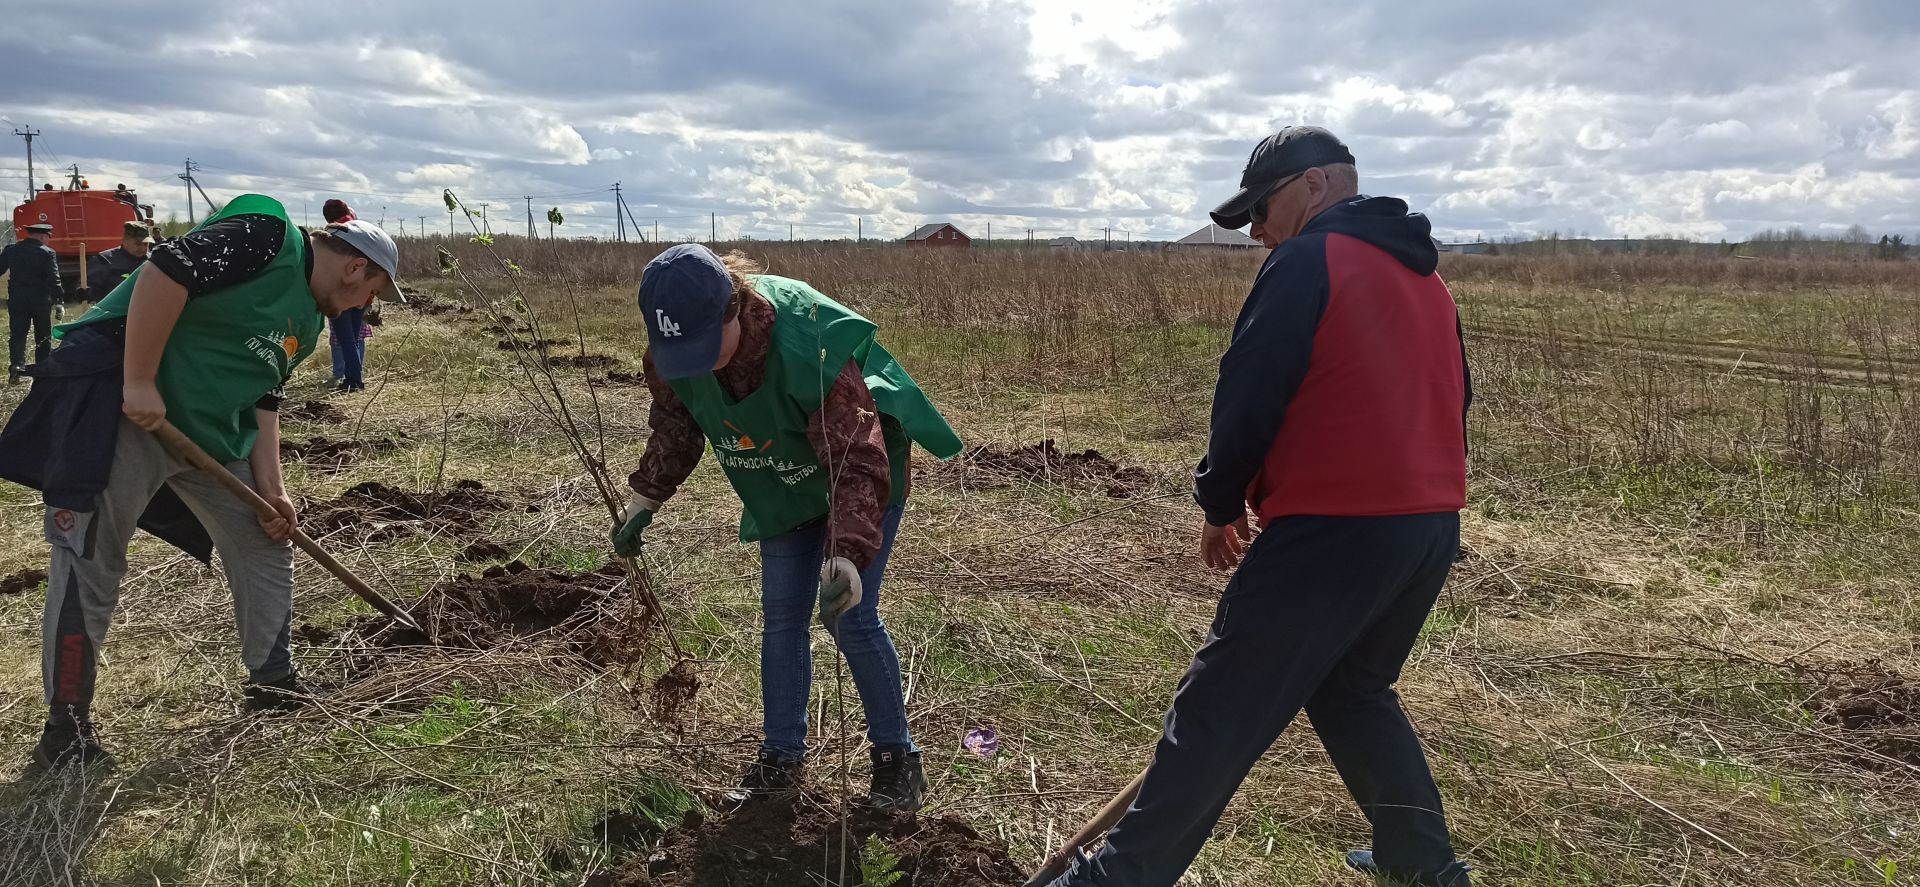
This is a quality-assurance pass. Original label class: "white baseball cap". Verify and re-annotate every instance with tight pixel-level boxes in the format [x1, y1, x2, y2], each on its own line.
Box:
[329, 219, 406, 303]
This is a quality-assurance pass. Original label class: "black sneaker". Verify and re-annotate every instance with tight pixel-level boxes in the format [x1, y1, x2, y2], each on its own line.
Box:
[30, 721, 116, 772]
[244, 671, 313, 713]
[1345, 849, 1473, 887]
[722, 750, 804, 805]
[866, 746, 926, 813]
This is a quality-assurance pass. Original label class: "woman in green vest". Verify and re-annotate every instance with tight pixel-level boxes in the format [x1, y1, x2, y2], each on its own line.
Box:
[612, 243, 961, 812]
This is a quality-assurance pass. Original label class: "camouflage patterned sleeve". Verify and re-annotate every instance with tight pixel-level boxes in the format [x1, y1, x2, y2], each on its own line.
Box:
[628, 356, 707, 503]
[809, 361, 892, 569]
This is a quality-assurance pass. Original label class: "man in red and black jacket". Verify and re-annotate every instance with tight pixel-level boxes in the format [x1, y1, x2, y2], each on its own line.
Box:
[1039, 128, 1473, 887]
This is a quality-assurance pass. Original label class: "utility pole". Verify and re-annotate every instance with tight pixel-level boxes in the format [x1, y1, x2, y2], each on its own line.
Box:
[611, 183, 624, 242]
[987, 222, 991, 248]
[380, 206, 387, 226]
[448, 207, 455, 236]
[790, 222, 794, 242]
[524, 196, 535, 240]
[11, 125, 39, 199]
[710, 212, 716, 243]
[857, 217, 862, 243]
[176, 159, 216, 223]
[180, 158, 199, 224]
[419, 216, 428, 238]
[477, 203, 490, 235]
[653, 220, 658, 243]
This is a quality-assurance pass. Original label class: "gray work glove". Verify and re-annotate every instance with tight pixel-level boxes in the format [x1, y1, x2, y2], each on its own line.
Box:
[611, 492, 662, 558]
[817, 556, 863, 639]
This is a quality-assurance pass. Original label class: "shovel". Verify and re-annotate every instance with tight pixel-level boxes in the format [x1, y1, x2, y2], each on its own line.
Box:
[1022, 766, 1149, 886]
[149, 419, 433, 641]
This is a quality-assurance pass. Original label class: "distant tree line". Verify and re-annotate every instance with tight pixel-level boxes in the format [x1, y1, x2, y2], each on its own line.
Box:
[1490, 226, 1912, 260]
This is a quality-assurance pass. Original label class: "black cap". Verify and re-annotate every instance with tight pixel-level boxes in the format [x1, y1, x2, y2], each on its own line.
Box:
[1209, 126, 1355, 229]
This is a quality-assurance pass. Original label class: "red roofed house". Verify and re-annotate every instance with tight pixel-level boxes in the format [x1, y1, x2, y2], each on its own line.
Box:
[905, 222, 972, 249]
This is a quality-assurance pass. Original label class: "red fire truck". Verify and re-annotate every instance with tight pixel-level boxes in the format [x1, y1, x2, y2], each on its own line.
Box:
[11, 168, 156, 299]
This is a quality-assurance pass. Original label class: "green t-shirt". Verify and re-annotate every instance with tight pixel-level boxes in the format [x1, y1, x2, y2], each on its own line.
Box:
[59, 194, 323, 463]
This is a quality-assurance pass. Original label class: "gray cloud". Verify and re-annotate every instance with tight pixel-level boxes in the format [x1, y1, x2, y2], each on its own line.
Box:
[2, 0, 1915, 242]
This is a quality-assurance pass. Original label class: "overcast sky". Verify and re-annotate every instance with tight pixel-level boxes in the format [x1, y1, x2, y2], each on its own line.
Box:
[4, 0, 1917, 242]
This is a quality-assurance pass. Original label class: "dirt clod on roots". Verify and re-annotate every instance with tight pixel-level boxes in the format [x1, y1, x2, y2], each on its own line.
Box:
[953, 439, 1155, 498]
[585, 790, 1022, 887]
[304, 480, 509, 541]
[650, 660, 701, 727]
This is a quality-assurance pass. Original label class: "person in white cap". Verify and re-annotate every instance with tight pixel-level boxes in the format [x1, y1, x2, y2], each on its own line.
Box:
[0, 193, 403, 771]
[2, 222, 63, 383]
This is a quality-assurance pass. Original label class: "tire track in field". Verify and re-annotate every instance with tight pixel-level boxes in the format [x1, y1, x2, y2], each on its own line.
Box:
[1465, 320, 1915, 389]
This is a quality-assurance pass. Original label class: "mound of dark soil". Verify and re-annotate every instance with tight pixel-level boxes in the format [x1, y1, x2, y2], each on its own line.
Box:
[549, 353, 618, 370]
[280, 400, 348, 425]
[409, 296, 473, 316]
[372, 560, 647, 668]
[586, 790, 1022, 887]
[459, 538, 514, 562]
[956, 439, 1154, 498]
[303, 479, 508, 540]
[1, 567, 48, 595]
[1804, 662, 1920, 767]
[281, 434, 408, 465]
[496, 337, 572, 351]
[597, 370, 647, 386]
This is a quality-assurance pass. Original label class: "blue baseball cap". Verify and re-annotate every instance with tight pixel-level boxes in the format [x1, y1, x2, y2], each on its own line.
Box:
[638, 243, 732, 380]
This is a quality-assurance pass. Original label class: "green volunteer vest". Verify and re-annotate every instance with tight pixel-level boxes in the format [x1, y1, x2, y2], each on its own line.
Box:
[667, 276, 963, 543]
[59, 194, 323, 463]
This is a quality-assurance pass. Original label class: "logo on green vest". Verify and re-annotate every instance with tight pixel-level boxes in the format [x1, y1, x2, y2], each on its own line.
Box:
[244, 324, 295, 374]
[715, 420, 818, 486]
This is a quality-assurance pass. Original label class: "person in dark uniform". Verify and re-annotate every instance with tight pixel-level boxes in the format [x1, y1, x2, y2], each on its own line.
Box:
[88, 222, 156, 299]
[2, 222, 63, 384]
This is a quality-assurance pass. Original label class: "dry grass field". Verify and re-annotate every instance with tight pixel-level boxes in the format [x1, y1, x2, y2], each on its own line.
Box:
[1, 238, 1915, 885]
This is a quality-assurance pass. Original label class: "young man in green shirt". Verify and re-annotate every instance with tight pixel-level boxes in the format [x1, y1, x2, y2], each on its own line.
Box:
[0, 194, 404, 771]
[612, 244, 961, 812]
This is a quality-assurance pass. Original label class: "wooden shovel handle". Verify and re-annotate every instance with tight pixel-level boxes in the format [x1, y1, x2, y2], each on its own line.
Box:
[1023, 766, 1150, 886]
[148, 420, 429, 636]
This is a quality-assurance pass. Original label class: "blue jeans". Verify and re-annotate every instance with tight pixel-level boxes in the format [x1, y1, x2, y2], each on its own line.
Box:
[329, 307, 366, 388]
[758, 502, 915, 760]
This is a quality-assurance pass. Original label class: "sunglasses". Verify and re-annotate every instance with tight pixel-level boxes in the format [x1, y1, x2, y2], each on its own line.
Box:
[1248, 172, 1306, 225]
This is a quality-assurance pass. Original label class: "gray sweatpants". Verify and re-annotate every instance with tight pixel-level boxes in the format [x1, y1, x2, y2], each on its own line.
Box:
[43, 417, 295, 722]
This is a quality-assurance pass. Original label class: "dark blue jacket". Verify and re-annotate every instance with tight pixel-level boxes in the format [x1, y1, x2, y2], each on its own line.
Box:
[2, 238, 63, 310]
[0, 323, 213, 562]
[87, 246, 144, 299]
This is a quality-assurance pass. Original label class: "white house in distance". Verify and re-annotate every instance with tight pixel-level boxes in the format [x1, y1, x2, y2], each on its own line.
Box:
[1169, 223, 1262, 250]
